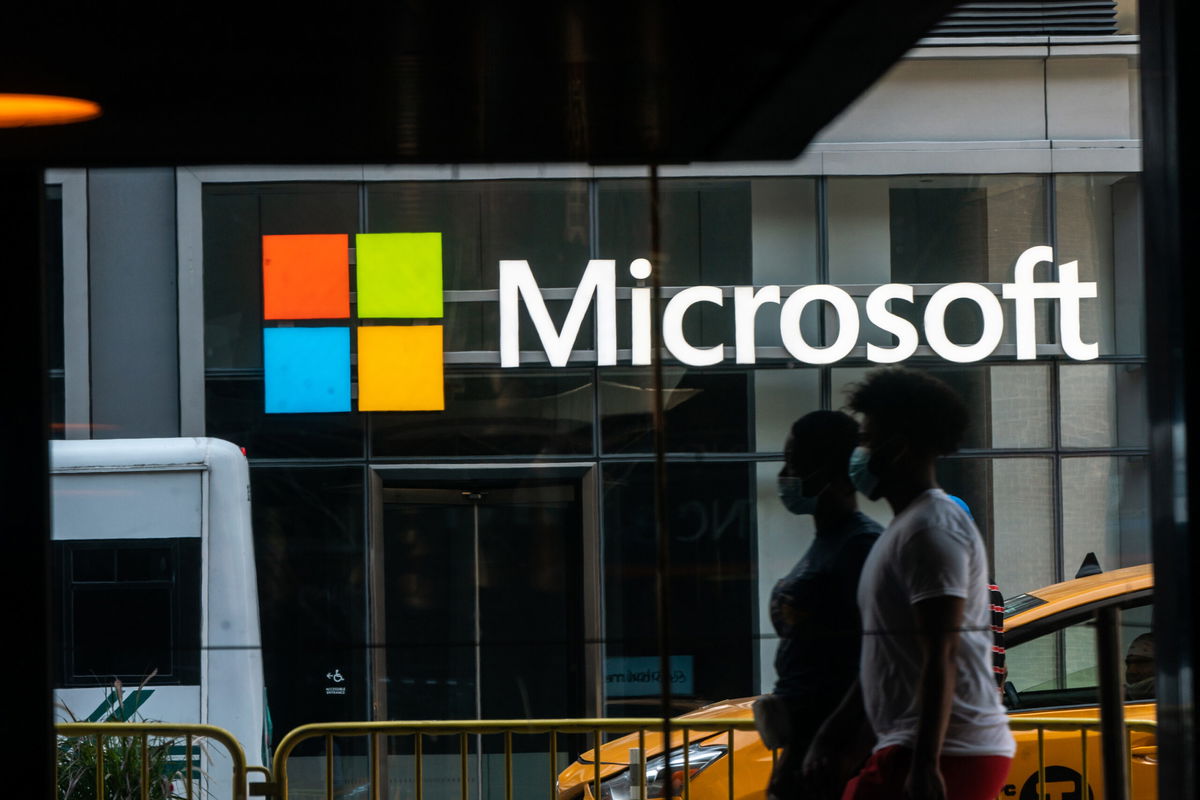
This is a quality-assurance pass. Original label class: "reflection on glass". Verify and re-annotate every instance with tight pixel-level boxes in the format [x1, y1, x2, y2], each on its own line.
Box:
[598, 179, 752, 288]
[603, 462, 754, 714]
[600, 368, 751, 453]
[1055, 175, 1143, 355]
[753, 461, 817, 692]
[367, 181, 591, 291]
[834, 365, 1049, 451]
[827, 175, 1048, 350]
[251, 467, 368, 738]
[987, 365, 1052, 448]
[203, 183, 358, 370]
[988, 458, 1056, 594]
[371, 371, 594, 457]
[206, 377, 365, 459]
[1059, 363, 1148, 448]
[1062, 456, 1150, 574]
[380, 485, 584, 726]
[1006, 618, 1098, 702]
[753, 368, 821, 452]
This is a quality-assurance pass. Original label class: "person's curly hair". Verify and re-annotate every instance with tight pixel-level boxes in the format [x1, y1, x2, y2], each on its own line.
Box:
[845, 367, 969, 456]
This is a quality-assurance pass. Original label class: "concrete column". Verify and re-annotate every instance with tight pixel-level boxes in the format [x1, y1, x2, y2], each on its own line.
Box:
[88, 168, 180, 437]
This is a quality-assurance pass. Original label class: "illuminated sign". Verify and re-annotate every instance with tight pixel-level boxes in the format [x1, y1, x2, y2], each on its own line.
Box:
[261, 233, 445, 413]
[261, 240, 1097, 413]
[500, 246, 1098, 367]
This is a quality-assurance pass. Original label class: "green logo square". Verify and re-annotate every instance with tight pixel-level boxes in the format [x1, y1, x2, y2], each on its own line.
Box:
[356, 232, 443, 318]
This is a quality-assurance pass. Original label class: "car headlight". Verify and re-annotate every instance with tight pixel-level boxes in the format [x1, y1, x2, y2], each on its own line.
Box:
[596, 742, 728, 800]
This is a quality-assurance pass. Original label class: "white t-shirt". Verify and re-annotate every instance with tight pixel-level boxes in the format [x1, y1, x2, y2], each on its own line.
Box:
[857, 489, 1015, 757]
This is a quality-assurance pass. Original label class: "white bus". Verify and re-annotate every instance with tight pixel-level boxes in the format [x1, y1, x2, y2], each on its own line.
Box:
[51, 437, 269, 775]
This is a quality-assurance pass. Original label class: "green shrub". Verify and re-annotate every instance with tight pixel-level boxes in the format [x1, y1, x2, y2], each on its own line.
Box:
[57, 676, 192, 800]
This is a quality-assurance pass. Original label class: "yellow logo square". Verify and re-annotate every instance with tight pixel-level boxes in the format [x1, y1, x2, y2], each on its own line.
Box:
[357, 326, 445, 411]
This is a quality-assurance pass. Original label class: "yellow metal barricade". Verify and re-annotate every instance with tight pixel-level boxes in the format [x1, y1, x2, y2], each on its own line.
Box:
[271, 718, 757, 800]
[56, 722, 257, 800]
[1004, 718, 1157, 800]
[59, 716, 1153, 799]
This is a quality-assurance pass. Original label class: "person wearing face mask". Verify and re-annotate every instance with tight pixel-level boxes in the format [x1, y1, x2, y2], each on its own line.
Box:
[804, 368, 1014, 800]
[761, 410, 882, 800]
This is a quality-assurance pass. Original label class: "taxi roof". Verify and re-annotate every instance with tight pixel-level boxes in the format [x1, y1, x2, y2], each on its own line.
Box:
[1006, 563, 1153, 628]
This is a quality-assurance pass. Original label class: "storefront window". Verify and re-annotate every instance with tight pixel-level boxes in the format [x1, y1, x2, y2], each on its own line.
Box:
[251, 466, 369, 738]
[603, 461, 755, 714]
[833, 364, 1054, 451]
[187, 169, 1150, 733]
[1060, 363, 1148, 448]
[1062, 456, 1151, 573]
[204, 183, 358, 371]
[368, 181, 590, 292]
[370, 370, 594, 458]
[828, 175, 1049, 352]
[1055, 174, 1144, 355]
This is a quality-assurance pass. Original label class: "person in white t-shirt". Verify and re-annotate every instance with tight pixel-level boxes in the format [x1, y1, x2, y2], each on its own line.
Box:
[803, 368, 1015, 800]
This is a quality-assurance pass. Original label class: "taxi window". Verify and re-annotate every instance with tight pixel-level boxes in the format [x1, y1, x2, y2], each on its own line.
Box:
[1005, 600, 1153, 710]
[1003, 593, 1047, 618]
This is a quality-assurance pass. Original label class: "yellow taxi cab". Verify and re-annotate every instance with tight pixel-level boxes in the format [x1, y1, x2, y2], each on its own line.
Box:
[557, 563, 1155, 800]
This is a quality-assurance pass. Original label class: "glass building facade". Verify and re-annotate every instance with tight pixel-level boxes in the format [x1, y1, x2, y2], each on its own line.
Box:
[179, 171, 1146, 735]
[43, 29, 1148, 797]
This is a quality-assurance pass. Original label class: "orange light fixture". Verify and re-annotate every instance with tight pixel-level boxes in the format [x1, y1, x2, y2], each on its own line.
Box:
[0, 94, 101, 128]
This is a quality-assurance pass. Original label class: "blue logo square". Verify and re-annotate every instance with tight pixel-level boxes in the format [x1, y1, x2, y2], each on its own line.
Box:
[263, 327, 351, 413]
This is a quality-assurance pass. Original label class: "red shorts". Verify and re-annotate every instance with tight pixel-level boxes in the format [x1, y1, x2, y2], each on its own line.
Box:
[842, 746, 1011, 800]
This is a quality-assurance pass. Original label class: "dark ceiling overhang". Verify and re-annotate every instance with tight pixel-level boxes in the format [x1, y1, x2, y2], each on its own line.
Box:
[2, 0, 959, 166]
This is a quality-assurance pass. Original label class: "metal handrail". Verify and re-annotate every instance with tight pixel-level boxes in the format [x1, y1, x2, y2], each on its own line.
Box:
[270, 714, 1152, 800]
[56, 722, 252, 800]
[1006, 718, 1157, 800]
[272, 717, 758, 800]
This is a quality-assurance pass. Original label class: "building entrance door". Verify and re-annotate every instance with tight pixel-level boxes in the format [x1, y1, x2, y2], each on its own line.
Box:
[373, 482, 586, 725]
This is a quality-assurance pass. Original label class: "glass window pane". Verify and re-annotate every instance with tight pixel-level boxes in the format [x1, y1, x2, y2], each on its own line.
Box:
[366, 182, 483, 291]
[204, 184, 358, 370]
[598, 179, 755, 288]
[600, 368, 751, 454]
[1059, 363, 1148, 448]
[56, 539, 200, 686]
[1062, 456, 1151, 575]
[1006, 633, 1057, 695]
[833, 365, 1051, 450]
[753, 368, 822, 453]
[1006, 618, 1099, 704]
[1055, 174, 1143, 355]
[370, 370, 594, 457]
[206, 376, 365, 459]
[1006, 601, 1154, 709]
[366, 181, 590, 291]
[935, 457, 1055, 594]
[828, 176, 1048, 351]
[988, 365, 1053, 448]
[751, 179, 819, 285]
[603, 461, 755, 714]
[252, 467, 368, 733]
[987, 458, 1057, 593]
[1122, 603, 1155, 700]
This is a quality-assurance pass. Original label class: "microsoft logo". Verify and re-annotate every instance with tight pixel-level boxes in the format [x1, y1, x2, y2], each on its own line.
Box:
[261, 233, 445, 413]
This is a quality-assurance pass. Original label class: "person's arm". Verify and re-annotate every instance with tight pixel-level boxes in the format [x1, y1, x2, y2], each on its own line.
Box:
[802, 679, 874, 798]
[904, 595, 964, 800]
